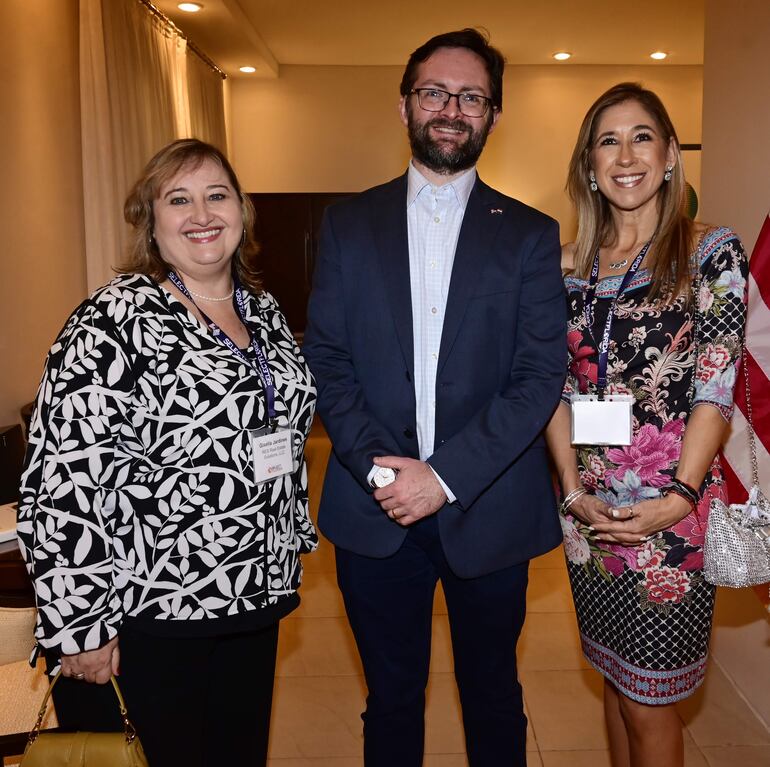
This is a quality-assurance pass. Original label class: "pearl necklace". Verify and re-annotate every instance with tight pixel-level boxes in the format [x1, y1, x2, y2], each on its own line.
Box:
[188, 286, 235, 302]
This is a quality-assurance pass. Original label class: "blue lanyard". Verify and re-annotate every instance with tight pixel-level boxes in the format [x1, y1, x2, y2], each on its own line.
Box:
[583, 241, 651, 396]
[167, 271, 276, 425]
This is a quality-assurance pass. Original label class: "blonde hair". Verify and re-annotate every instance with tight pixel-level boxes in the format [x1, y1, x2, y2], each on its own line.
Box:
[121, 139, 261, 293]
[566, 83, 692, 302]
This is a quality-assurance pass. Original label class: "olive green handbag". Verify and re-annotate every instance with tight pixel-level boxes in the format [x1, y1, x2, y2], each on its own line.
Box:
[21, 670, 148, 767]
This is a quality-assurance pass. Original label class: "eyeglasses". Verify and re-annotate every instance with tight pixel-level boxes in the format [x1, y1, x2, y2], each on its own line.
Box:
[409, 88, 493, 118]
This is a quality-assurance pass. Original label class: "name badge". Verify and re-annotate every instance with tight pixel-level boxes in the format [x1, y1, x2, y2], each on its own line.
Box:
[571, 394, 634, 446]
[252, 429, 294, 484]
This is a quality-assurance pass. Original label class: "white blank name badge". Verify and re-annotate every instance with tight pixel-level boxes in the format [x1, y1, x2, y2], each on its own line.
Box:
[571, 394, 633, 446]
[252, 429, 294, 484]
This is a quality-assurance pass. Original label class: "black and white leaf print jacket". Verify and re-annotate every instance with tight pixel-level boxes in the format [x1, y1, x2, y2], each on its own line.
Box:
[17, 274, 317, 655]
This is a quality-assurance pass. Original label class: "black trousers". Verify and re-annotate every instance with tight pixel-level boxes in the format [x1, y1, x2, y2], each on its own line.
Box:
[335, 514, 530, 767]
[45, 621, 280, 767]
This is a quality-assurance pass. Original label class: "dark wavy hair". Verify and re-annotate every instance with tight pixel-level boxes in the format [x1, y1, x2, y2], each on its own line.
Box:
[400, 28, 505, 111]
[120, 138, 261, 293]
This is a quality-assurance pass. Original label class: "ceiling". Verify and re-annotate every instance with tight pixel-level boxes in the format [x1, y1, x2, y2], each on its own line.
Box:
[153, 0, 705, 78]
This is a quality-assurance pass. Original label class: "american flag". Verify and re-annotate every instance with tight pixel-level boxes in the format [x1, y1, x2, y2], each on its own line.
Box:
[721, 213, 770, 609]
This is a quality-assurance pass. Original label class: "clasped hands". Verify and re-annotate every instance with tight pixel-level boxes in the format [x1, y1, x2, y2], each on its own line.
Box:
[372, 456, 447, 526]
[61, 635, 119, 684]
[569, 492, 692, 546]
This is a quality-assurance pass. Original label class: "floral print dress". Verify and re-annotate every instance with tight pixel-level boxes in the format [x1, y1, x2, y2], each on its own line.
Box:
[560, 227, 747, 704]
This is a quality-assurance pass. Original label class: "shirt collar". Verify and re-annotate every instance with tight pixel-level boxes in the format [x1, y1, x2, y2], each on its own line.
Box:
[406, 161, 476, 210]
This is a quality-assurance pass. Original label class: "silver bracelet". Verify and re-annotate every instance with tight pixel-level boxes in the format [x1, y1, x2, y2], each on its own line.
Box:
[561, 487, 587, 514]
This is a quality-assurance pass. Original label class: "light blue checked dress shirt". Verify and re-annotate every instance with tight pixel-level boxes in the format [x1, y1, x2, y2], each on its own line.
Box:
[407, 162, 476, 500]
[368, 163, 476, 502]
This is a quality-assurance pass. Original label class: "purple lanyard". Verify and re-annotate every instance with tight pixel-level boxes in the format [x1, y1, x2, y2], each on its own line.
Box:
[167, 271, 276, 425]
[583, 241, 651, 397]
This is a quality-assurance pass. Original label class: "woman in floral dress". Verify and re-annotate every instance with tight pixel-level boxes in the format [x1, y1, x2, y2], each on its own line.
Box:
[546, 83, 748, 767]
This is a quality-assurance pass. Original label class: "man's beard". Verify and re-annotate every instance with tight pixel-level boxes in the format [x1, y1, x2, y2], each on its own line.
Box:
[407, 110, 492, 175]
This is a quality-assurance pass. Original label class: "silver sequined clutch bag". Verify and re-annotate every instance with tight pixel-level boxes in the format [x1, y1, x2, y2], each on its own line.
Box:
[704, 348, 770, 587]
[705, 487, 770, 587]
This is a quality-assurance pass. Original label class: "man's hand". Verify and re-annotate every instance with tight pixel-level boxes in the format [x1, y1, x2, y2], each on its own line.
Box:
[61, 635, 120, 684]
[373, 456, 447, 526]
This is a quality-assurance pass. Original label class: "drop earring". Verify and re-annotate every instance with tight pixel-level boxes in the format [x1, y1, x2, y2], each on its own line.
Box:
[664, 166, 673, 182]
[589, 172, 598, 192]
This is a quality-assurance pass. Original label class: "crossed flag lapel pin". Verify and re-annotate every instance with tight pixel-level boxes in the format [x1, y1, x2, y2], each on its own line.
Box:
[490, 208, 503, 215]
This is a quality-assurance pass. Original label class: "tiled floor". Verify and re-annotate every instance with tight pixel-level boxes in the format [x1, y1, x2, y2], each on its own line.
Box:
[5, 430, 766, 767]
[267, 431, 770, 766]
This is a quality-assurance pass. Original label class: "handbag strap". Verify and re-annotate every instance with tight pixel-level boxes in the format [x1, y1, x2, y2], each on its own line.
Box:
[740, 345, 762, 489]
[28, 669, 138, 745]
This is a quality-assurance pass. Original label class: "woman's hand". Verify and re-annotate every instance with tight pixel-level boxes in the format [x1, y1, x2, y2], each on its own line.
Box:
[61, 636, 120, 684]
[567, 492, 613, 528]
[591, 494, 692, 546]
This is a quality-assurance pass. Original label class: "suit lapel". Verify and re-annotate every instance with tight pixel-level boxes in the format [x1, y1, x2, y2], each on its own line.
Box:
[437, 179, 506, 375]
[372, 175, 414, 376]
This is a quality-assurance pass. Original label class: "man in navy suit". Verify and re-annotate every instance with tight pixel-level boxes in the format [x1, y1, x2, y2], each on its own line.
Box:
[303, 28, 566, 767]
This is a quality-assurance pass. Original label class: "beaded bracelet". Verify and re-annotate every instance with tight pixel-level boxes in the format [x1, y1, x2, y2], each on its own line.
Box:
[661, 477, 701, 520]
[561, 487, 587, 514]
[662, 486, 697, 514]
[670, 477, 700, 504]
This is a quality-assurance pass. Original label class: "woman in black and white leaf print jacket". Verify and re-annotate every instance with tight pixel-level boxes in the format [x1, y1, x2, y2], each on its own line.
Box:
[17, 139, 317, 767]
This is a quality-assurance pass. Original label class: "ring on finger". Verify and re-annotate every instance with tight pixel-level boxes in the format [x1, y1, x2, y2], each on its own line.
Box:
[73, 672, 86, 680]
[628, 506, 635, 519]
[391, 509, 399, 520]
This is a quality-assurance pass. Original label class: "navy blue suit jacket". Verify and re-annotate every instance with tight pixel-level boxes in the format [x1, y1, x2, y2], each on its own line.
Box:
[303, 173, 567, 578]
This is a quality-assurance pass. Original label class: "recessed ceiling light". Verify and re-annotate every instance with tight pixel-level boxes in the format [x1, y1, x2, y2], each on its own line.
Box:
[178, 3, 203, 12]
[650, 51, 668, 60]
[239, 66, 257, 74]
[552, 52, 571, 61]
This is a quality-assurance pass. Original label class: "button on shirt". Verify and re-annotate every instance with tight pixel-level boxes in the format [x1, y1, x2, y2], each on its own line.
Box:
[407, 162, 476, 499]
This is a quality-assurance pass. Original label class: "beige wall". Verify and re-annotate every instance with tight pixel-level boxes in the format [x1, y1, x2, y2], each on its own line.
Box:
[230, 65, 409, 193]
[230, 64, 703, 240]
[0, 0, 87, 426]
[701, 0, 770, 250]
[701, 0, 770, 730]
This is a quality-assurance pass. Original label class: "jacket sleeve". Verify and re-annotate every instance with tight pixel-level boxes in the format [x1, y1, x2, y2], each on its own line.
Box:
[303, 208, 402, 488]
[426, 220, 567, 510]
[16, 302, 135, 655]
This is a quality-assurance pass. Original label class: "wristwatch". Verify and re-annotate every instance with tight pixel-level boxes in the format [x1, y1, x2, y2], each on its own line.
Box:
[370, 467, 397, 489]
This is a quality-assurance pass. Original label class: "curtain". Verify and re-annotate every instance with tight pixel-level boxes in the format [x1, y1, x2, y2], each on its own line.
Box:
[187, 51, 227, 151]
[79, 0, 226, 291]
